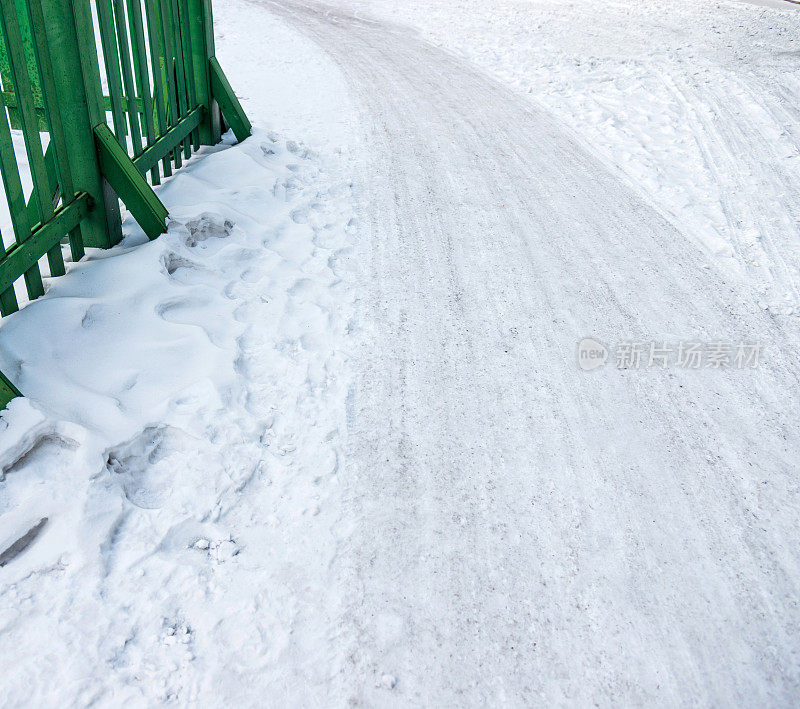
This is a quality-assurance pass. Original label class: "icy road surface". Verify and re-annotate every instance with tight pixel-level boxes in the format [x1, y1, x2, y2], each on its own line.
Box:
[264, 0, 800, 705]
[0, 0, 798, 705]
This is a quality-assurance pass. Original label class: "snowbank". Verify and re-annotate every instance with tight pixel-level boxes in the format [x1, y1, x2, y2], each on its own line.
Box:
[0, 3, 360, 702]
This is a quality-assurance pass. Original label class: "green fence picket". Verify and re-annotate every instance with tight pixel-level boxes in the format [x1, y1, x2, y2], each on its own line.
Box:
[0, 0, 250, 407]
[95, 0, 127, 141]
[0, 0, 44, 130]
[26, 0, 84, 262]
[0, 88, 43, 306]
[168, 0, 190, 159]
[127, 0, 159, 182]
[157, 0, 182, 168]
[144, 0, 172, 178]
[112, 0, 143, 158]
[179, 0, 198, 150]
[0, 0, 64, 279]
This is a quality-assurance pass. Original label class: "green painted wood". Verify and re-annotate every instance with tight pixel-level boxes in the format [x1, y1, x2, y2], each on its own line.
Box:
[0, 1, 59, 284]
[71, 1, 110, 125]
[94, 123, 168, 239]
[144, 0, 172, 178]
[24, 143, 59, 237]
[0, 3, 66, 285]
[178, 0, 198, 150]
[0, 90, 47, 129]
[0, 369, 22, 409]
[126, 0, 159, 183]
[0, 3, 56, 224]
[0, 74, 43, 305]
[112, 0, 143, 157]
[95, 0, 127, 141]
[156, 0, 182, 168]
[0, 193, 91, 295]
[25, 0, 84, 264]
[209, 57, 251, 143]
[133, 105, 203, 175]
[103, 94, 145, 113]
[187, 0, 218, 145]
[168, 0, 190, 159]
[201, 0, 220, 143]
[0, 0, 43, 130]
[0, 259, 19, 314]
[0, 217, 20, 314]
[47, 0, 122, 249]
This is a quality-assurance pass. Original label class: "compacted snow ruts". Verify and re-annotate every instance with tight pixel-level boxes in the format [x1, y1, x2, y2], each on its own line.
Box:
[350, 0, 800, 316]
[0, 0, 798, 705]
[267, 0, 800, 705]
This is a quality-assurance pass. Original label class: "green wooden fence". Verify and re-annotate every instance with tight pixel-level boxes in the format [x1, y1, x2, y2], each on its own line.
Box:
[0, 0, 251, 408]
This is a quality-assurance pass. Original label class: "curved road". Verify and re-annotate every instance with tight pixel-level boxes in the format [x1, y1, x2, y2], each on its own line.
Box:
[263, 2, 800, 705]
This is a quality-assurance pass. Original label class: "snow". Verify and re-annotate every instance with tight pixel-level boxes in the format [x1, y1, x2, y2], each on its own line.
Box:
[349, 0, 800, 313]
[0, 8, 360, 699]
[214, 0, 356, 150]
[0, 0, 799, 704]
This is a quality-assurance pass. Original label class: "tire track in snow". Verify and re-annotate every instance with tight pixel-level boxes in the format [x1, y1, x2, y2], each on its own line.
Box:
[265, 1, 800, 705]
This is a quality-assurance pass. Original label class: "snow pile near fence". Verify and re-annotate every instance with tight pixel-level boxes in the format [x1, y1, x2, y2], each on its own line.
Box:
[0, 127, 358, 703]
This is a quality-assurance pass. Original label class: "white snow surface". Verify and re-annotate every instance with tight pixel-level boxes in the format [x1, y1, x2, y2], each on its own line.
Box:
[0, 9, 359, 701]
[0, 0, 800, 706]
[351, 0, 800, 313]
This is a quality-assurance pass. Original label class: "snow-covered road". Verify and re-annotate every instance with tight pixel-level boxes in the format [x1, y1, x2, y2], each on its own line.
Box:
[350, 0, 800, 317]
[0, 0, 798, 705]
[264, 0, 800, 704]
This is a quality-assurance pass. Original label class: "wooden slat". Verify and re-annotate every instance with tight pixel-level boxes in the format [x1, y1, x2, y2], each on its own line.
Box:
[187, 0, 219, 145]
[94, 123, 167, 239]
[126, 0, 159, 182]
[57, 0, 123, 248]
[102, 94, 144, 113]
[26, 0, 85, 262]
[0, 1, 63, 280]
[24, 142, 59, 237]
[95, 0, 127, 141]
[168, 0, 189, 159]
[157, 0, 181, 168]
[144, 0, 171, 177]
[112, 0, 143, 157]
[0, 192, 91, 294]
[210, 57, 251, 143]
[132, 104, 201, 174]
[178, 0, 198, 149]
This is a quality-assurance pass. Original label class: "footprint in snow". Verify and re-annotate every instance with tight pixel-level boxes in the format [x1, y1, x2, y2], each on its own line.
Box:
[106, 425, 193, 509]
[161, 251, 204, 278]
[184, 214, 234, 248]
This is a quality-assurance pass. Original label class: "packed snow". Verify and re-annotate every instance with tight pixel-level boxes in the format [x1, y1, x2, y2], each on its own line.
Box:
[350, 0, 800, 313]
[0, 0, 799, 705]
[0, 11, 360, 699]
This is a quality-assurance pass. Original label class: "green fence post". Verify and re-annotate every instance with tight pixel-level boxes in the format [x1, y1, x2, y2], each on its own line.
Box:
[209, 57, 250, 143]
[189, 0, 220, 145]
[0, 0, 45, 130]
[94, 123, 168, 239]
[38, 0, 122, 249]
[0, 368, 21, 409]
